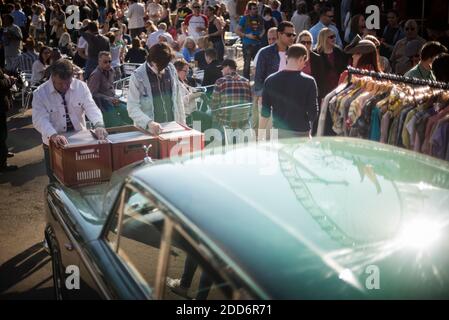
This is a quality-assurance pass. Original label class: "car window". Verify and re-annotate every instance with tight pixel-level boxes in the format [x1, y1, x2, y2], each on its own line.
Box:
[163, 228, 233, 300]
[105, 186, 165, 291]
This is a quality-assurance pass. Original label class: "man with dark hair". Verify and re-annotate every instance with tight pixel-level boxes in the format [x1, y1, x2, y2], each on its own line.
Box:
[404, 42, 448, 80]
[433, 53, 449, 82]
[80, 21, 111, 79]
[174, 0, 192, 31]
[260, 44, 318, 139]
[254, 21, 295, 131]
[255, 21, 296, 96]
[32, 59, 107, 181]
[202, 48, 222, 88]
[380, 9, 405, 59]
[309, 5, 342, 47]
[127, 43, 186, 135]
[235, 1, 264, 80]
[210, 58, 252, 128]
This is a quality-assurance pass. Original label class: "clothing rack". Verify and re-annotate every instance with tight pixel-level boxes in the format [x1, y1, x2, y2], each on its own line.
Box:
[346, 66, 449, 90]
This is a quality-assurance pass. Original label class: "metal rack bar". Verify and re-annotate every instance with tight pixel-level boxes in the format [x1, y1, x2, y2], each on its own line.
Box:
[347, 66, 449, 90]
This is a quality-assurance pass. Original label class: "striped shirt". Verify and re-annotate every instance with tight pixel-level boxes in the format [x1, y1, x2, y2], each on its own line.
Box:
[11, 51, 38, 72]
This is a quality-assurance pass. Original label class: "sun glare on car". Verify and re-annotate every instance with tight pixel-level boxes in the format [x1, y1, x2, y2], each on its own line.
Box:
[396, 218, 441, 250]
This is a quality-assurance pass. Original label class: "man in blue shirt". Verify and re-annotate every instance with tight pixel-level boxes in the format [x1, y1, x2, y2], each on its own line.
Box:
[309, 6, 342, 48]
[10, 3, 27, 30]
[235, 1, 264, 80]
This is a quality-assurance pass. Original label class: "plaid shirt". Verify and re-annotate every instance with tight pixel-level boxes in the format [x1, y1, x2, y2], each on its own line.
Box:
[211, 72, 252, 109]
[10, 51, 38, 72]
[211, 72, 252, 128]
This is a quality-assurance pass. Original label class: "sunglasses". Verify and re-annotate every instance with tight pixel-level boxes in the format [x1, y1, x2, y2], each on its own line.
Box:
[327, 15, 334, 18]
[300, 40, 312, 45]
[328, 35, 336, 39]
[283, 32, 297, 38]
[193, 6, 200, 9]
[103, 60, 112, 63]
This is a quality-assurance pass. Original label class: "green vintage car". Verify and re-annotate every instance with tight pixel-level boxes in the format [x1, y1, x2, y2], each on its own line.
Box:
[44, 138, 449, 299]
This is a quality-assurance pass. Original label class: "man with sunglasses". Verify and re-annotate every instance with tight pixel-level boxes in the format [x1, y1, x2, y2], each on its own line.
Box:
[184, 2, 209, 40]
[88, 51, 132, 127]
[309, 5, 342, 48]
[391, 19, 425, 74]
[254, 21, 296, 132]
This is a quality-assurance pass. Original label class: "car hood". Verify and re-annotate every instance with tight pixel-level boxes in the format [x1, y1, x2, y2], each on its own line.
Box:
[131, 138, 449, 299]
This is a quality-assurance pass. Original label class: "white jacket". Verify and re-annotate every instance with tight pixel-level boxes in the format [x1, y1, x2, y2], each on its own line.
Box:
[126, 2, 145, 29]
[32, 78, 104, 145]
[126, 63, 186, 130]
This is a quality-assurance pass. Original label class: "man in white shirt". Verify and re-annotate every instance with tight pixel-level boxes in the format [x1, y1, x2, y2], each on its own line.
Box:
[126, 0, 146, 39]
[184, 2, 209, 40]
[146, 22, 174, 48]
[32, 59, 107, 181]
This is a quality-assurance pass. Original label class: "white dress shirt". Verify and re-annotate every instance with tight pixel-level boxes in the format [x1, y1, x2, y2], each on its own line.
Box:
[32, 78, 104, 145]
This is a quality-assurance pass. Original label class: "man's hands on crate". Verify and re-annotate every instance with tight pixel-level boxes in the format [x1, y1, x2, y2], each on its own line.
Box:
[50, 134, 69, 148]
[148, 121, 162, 135]
[94, 127, 109, 141]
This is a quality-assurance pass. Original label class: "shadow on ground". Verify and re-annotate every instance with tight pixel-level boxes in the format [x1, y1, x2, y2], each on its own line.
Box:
[0, 159, 46, 186]
[0, 243, 53, 300]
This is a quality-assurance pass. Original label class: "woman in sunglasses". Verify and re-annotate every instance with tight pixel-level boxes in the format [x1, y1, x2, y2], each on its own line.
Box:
[315, 28, 348, 102]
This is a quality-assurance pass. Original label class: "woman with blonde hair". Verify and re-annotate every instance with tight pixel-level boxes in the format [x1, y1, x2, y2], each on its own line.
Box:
[315, 28, 347, 99]
[182, 36, 199, 62]
[58, 32, 76, 58]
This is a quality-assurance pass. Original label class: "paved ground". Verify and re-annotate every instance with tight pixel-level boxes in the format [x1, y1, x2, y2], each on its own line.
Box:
[0, 108, 54, 300]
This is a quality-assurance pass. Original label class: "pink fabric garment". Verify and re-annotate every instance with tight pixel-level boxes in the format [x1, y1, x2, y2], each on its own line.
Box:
[422, 105, 449, 154]
[302, 60, 312, 76]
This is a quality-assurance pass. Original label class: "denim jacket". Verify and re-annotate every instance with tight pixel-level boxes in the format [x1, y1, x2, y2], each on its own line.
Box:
[127, 63, 186, 130]
[254, 43, 280, 97]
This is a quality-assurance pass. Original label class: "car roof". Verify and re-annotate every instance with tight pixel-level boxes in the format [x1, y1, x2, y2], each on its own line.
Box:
[131, 138, 449, 299]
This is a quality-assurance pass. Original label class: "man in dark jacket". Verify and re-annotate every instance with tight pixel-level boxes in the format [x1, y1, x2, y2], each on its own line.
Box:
[254, 21, 295, 131]
[80, 21, 110, 79]
[202, 48, 222, 93]
[0, 69, 17, 172]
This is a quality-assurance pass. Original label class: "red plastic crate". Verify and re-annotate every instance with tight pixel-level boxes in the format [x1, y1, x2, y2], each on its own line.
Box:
[157, 122, 205, 159]
[50, 131, 112, 187]
[106, 126, 159, 170]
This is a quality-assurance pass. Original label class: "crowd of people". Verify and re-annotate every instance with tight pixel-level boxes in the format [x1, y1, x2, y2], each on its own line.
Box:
[1, 0, 449, 174]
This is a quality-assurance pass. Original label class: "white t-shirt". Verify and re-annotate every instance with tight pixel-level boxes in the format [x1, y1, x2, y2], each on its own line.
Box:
[186, 15, 208, 40]
[77, 36, 88, 57]
[278, 51, 287, 71]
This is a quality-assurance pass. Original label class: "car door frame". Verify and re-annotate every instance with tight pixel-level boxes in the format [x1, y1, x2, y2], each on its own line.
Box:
[99, 177, 257, 300]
